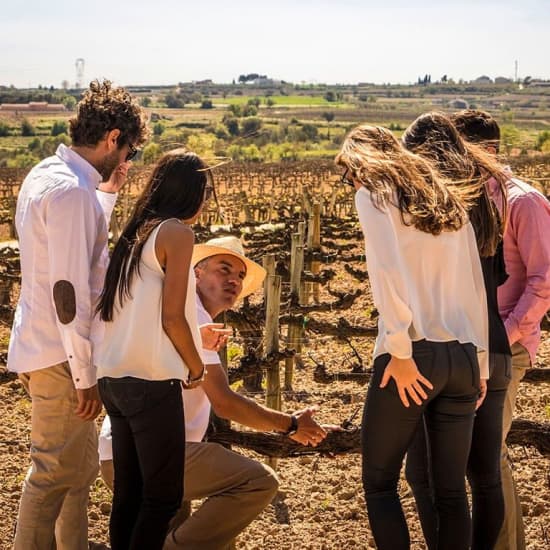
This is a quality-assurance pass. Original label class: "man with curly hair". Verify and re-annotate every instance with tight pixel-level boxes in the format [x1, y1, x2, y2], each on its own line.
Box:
[8, 79, 149, 550]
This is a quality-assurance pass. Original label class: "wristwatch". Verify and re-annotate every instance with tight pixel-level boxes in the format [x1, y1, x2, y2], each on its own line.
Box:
[282, 414, 298, 436]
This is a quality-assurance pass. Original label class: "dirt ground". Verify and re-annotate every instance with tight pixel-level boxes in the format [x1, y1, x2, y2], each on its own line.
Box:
[0, 235, 549, 549]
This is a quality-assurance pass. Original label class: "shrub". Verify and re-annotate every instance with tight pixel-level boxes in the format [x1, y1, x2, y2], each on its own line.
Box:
[62, 96, 77, 111]
[241, 117, 262, 136]
[41, 133, 70, 156]
[153, 122, 165, 136]
[21, 119, 36, 136]
[51, 120, 68, 136]
[201, 99, 214, 109]
[0, 121, 10, 137]
[223, 117, 240, 136]
[300, 123, 318, 141]
[535, 130, 550, 151]
[28, 137, 41, 152]
[142, 143, 162, 164]
[7, 153, 40, 168]
[228, 104, 242, 117]
[242, 105, 257, 117]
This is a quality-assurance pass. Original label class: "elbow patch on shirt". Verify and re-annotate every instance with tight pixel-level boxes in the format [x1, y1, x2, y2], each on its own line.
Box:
[53, 280, 76, 324]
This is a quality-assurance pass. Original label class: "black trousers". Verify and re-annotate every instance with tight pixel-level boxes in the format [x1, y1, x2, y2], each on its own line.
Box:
[406, 352, 511, 550]
[361, 340, 480, 550]
[99, 377, 185, 550]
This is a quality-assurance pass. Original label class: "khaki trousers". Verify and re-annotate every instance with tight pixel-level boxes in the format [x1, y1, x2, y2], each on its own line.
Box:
[101, 441, 278, 550]
[14, 363, 99, 550]
[494, 343, 530, 550]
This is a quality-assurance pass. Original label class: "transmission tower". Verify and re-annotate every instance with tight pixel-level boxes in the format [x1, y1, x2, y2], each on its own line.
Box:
[75, 58, 85, 89]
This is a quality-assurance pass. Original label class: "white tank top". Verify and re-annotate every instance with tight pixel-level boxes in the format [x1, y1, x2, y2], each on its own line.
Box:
[96, 219, 201, 382]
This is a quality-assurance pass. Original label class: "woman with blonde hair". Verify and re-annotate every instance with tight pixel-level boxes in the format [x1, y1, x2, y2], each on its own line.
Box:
[336, 125, 488, 550]
[96, 149, 213, 550]
[402, 112, 511, 550]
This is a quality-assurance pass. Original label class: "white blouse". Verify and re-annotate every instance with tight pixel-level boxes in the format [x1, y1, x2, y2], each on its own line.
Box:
[97, 219, 202, 382]
[355, 187, 489, 378]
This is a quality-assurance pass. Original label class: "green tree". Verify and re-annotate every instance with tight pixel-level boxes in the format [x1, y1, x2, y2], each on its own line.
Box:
[247, 97, 261, 108]
[21, 119, 36, 137]
[242, 104, 257, 117]
[500, 125, 521, 154]
[321, 111, 335, 139]
[0, 121, 10, 137]
[200, 99, 214, 109]
[153, 122, 165, 136]
[62, 95, 77, 111]
[535, 130, 550, 151]
[300, 123, 318, 141]
[41, 133, 70, 156]
[265, 97, 275, 108]
[324, 90, 337, 102]
[142, 143, 162, 164]
[228, 104, 242, 117]
[241, 117, 262, 136]
[28, 137, 41, 153]
[165, 94, 185, 108]
[223, 117, 240, 136]
[7, 153, 40, 168]
[140, 96, 152, 107]
[51, 120, 68, 136]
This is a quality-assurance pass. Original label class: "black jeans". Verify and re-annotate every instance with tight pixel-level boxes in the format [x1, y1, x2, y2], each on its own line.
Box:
[98, 377, 185, 550]
[361, 340, 480, 550]
[405, 352, 511, 550]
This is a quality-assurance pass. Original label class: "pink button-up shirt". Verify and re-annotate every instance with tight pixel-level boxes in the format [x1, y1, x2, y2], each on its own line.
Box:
[488, 172, 550, 365]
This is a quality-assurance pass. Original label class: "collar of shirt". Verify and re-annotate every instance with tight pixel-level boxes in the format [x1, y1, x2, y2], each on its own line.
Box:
[56, 143, 102, 191]
[486, 166, 513, 214]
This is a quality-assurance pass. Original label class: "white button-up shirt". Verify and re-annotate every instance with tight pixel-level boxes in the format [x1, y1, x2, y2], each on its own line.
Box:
[7, 144, 117, 389]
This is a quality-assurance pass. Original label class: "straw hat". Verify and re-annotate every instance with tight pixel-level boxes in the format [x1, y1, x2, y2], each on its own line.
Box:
[192, 236, 266, 300]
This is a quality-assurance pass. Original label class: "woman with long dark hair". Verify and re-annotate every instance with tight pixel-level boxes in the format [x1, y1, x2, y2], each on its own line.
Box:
[336, 125, 489, 550]
[402, 112, 511, 550]
[96, 149, 213, 550]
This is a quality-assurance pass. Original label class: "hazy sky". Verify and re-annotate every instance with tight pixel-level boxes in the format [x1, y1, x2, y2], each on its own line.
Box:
[1, 0, 548, 88]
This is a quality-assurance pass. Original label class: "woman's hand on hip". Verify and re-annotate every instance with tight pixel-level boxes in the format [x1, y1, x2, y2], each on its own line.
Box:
[380, 356, 433, 408]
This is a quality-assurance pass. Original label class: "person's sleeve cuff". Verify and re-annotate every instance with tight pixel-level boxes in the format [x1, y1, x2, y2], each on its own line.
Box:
[384, 332, 413, 359]
[504, 317, 521, 346]
[69, 362, 97, 389]
[477, 349, 489, 380]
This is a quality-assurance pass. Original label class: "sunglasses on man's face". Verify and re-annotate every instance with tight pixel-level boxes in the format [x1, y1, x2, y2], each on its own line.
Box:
[341, 169, 355, 188]
[125, 144, 138, 162]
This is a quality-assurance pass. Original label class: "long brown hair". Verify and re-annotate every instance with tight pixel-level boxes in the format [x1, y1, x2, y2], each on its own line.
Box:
[402, 112, 508, 257]
[336, 125, 470, 235]
[98, 149, 212, 321]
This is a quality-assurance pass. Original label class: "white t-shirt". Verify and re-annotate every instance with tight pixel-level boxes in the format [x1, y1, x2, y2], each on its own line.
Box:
[99, 295, 219, 461]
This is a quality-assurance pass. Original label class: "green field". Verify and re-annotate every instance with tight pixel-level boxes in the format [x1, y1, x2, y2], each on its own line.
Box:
[1, 82, 550, 166]
[212, 95, 349, 107]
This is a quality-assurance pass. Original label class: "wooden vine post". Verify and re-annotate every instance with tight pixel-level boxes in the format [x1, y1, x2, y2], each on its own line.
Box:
[308, 202, 322, 303]
[285, 232, 304, 391]
[265, 272, 282, 469]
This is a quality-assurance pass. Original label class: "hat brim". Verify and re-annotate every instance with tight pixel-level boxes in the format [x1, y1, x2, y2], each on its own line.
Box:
[192, 244, 267, 301]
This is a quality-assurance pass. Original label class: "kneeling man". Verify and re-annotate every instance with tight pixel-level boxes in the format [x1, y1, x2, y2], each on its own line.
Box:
[99, 236, 327, 549]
